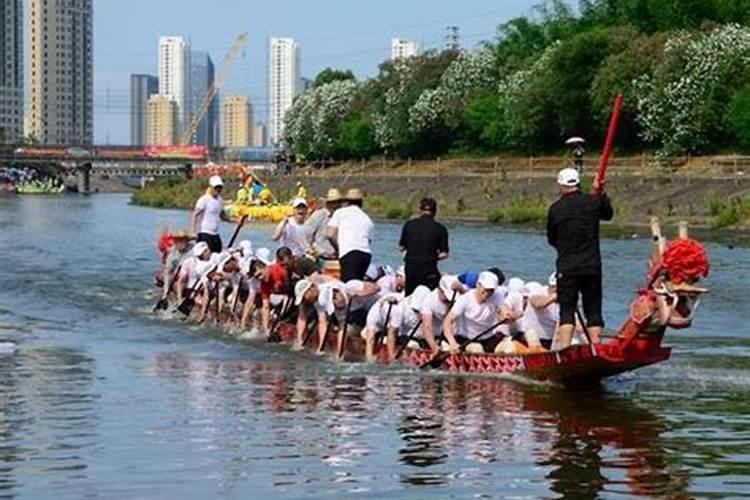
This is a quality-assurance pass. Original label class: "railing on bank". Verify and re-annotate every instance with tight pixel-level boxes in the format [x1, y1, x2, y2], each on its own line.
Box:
[293, 154, 747, 182]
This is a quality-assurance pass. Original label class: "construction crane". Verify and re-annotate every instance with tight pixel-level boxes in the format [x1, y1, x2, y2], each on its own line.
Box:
[180, 32, 249, 146]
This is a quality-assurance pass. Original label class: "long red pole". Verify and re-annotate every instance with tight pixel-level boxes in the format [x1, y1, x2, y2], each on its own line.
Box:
[595, 92, 624, 195]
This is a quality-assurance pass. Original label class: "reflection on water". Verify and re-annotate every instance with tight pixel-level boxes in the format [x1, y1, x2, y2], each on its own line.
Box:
[0, 194, 748, 498]
[150, 353, 703, 498]
[0, 345, 96, 497]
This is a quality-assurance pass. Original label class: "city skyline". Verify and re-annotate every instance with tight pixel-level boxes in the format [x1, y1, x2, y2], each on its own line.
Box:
[93, 0, 533, 144]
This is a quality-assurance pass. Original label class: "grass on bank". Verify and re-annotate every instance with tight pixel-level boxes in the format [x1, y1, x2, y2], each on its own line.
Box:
[707, 192, 750, 228]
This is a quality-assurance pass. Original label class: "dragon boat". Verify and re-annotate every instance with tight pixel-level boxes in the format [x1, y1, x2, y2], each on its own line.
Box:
[157, 219, 709, 387]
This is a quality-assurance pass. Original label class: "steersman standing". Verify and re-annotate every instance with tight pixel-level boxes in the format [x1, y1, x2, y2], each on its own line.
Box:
[190, 175, 235, 253]
[546, 168, 613, 348]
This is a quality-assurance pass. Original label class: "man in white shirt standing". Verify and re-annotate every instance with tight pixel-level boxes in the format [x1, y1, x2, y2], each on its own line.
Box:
[190, 175, 235, 253]
[326, 188, 374, 282]
[272, 197, 311, 257]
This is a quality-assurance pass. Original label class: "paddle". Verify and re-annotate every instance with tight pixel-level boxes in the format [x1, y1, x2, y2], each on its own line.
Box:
[154, 263, 181, 312]
[594, 92, 623, 195]
[268, 298, 293, 342]
[371, 301, 395, 358]
[575, 308, 593, 345]
[301, 312, 321, 347]
[335, 299, 353, 358]
[227, 215, 248, 248]
[394, 290, 457, 361]
[420, 319, 508, 370]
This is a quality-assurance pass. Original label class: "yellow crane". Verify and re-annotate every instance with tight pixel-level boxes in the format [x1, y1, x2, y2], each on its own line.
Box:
[180, 32, 249, 146]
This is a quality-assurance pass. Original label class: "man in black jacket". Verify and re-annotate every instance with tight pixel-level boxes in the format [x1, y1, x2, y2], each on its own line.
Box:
[547, 168, 614, 348]
[399, 198, 449, 295]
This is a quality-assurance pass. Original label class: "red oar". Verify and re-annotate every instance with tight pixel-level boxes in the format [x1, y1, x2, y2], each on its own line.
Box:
[595, 92, 624, 195]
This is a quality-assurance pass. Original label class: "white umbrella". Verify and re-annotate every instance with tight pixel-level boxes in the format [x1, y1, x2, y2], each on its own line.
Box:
[565, 136, 586, 145]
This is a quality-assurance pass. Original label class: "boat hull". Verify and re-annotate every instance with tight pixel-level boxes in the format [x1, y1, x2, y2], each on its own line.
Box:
[275, 323, 670, 386]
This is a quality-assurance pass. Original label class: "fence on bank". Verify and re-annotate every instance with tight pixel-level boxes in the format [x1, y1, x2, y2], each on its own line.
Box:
[290, 154, 748, 184]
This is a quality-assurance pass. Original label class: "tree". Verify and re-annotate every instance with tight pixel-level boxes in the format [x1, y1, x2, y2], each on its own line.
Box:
[313, 68, 355, 88]
[728, 84, 750, 150]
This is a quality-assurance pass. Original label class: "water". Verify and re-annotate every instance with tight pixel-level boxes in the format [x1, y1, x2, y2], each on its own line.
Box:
[1, 194, 748, 499]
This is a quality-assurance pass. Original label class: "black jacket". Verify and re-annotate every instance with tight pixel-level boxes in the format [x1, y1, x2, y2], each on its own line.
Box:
[399, 215, 449, 265]
[547, 191, 614, 275]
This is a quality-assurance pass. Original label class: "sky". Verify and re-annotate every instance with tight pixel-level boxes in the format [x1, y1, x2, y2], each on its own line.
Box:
[93, 0, 538, 144]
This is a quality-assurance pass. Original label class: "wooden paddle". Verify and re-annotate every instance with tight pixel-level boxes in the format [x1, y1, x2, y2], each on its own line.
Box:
[420, 319, 508, 370]
[575, 308, 593, 345]
[594, 92, 623, 195]
[268, 298, 294, 342]
[154, 263, 181, 312]
[371, 301, 395, 358]
[335, 299, 353, 358]
[300, 312, 321, 347]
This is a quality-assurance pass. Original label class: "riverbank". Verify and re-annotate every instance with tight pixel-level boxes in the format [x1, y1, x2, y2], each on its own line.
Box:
[131, 160, 750, 244]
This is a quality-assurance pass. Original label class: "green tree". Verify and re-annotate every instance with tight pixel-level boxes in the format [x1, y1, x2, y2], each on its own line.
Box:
[727, 84, 750, 151]
[313, 68, 355, 88]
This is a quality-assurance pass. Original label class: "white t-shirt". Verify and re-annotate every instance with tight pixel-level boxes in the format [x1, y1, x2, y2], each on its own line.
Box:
[420, 290, 450, 336]
[195, 193, 223, 235]
[521, 286, 559, 341]
[503, 291, 527, 335]
[366, 296, 403, 332]
[343, 279, 379, 313]
[327, 205, 373, 258]
[450, 290, 503, 338]
[278, 218, 309, 256]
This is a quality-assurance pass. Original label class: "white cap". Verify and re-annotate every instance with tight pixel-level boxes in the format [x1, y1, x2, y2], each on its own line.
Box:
[255, 247, 272, 265]
[318, 283, 347, 316]
[477, 271, 499, 290]
[396, 265, 406, 277]
[291, 197, 307, 208]
[192, 241, 209, 257]
[209, 175, 224, 188]
[548, 272, 558, 287]
[524, 281, 543, 296]
[294, 279, 314, 305]
[239, 240, 253, 255]
[508, 277, 525, 294]
[557, 168, 580, 187]
[439, 275, 458, 298]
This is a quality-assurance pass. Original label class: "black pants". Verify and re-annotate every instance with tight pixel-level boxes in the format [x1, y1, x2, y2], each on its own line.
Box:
[557, 272, 604, 327]
[197, 233, 222, 253]
[405, 261, 440, 296]
[340, 250, 371, 282]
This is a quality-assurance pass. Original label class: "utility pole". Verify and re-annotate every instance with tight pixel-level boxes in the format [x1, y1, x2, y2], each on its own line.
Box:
[445, 26, 460, 51]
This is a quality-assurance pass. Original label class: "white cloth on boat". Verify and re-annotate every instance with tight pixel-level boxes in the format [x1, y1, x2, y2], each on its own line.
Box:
[326, 205, 373, 258]
[399, 286, 430, 337]
[195, 193, 223, 235]
[450, 289, 504, 338]
[276, 218, 310, 256]
[521, 284, 559, 342]
[365, 295, 403, 333]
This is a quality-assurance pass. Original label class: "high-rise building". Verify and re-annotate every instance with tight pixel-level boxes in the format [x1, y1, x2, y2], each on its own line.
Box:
[29, 0, 93, 145]
[189, 51, 218, 147]
[159, 36, 190, 138]
[130, 74, 158, 146]
[391, 38, 419, 61]
[221, 95, 253, 148]
[268, 37, 300, 146]
[0, 0, 23, 143]
[146, 95, 177, 145]
[252, 121, 267, 148]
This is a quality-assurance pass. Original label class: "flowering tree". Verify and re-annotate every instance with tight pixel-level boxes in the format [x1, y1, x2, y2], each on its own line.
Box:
[409, 48, 497, 134]
[635, 24, 750, 157]
[283, 80, 358, 158]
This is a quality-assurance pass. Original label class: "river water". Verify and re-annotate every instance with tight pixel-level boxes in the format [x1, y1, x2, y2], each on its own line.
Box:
[1, 194, 748, 499]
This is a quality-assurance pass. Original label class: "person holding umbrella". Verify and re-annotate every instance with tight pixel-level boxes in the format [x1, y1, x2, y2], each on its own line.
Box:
[566, 137, 586, 174]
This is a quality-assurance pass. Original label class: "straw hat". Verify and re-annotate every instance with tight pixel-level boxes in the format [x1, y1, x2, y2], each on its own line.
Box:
[325, 188, 343, 202]
[345, 188, 365, 201]
[172, 229, 192, 240]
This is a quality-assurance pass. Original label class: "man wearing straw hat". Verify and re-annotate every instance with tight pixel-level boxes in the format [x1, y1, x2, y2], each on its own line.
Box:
[327, 188, 374, 282]
[305, 188, 343, 262]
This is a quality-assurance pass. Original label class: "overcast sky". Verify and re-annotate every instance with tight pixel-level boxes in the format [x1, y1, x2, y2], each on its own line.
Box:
[92, 0, 537, 144]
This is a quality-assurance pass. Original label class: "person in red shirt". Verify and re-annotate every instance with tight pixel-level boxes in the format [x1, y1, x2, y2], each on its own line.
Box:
[251, 247, 293, 337]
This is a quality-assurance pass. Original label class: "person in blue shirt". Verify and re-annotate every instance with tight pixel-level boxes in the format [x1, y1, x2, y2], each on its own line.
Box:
[458, 268, 505, 289]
